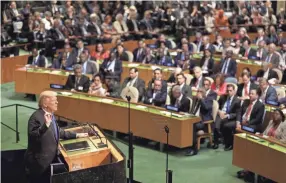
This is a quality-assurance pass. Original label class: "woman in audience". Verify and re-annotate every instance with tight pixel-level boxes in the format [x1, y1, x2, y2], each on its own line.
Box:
[233, 39, 245, 55]
[102, 15, 119, 43]
[142, 47, 157, 64]
[116, 44, 129, 61]
[251, 9, 263, 26]
[200, 48, 214, 75]
[268, 25, 279, 45]
[88, 74, 106, 96]
[234, 28, 249, 43]
[211, 73, 227, 96]
[90, 43, 110, 61]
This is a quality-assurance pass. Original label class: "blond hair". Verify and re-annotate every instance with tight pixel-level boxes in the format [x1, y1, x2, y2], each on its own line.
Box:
[38, 91, 57, 108]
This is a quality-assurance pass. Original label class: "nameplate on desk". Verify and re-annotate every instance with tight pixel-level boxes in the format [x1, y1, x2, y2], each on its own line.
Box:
[242, 125, 255, 133]
[71, 163, 83, 171]
[165, 105, 179, 112]
[50, 84, 64, 90]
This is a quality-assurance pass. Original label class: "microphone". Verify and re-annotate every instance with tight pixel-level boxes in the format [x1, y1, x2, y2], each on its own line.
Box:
[87, 122, 108, 148]
[164, 125, 169, 134]
[126, 95, 131, 101]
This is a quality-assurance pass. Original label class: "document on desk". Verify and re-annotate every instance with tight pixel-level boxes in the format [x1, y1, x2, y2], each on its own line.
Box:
[101, 99, 114, 104]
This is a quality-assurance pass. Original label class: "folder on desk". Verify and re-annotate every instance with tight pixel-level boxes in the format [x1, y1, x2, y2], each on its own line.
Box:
[63, 141, 90, 152]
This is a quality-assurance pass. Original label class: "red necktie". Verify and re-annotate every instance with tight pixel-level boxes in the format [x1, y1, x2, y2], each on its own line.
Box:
[244, 49, 249, 57]
[245, 102, 253, 119]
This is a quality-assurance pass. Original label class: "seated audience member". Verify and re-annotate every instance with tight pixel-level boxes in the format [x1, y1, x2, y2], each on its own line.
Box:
[237, 88, 265, 134]
[259, 78, 278, 104]
[133, 40, 146, 62]
[256, 40, 268, 61]
[57, 44, 72, 64]
[126, 6, 142, 40]
[268, 25, 279, 45]
[167, 67, 182, 87]
[221, 39, 234, 58]
[79, 50, 98, 75]
[203, 78, 217, 100]
[199, 36, 215, 53]
[256, 62, 279, 82]
[67, 39, 86, 67]
[233, 39, 245, 55]
[220, 50, 237, 78]
[213, 35, 224, 51]
[121, 67, 145, 102]
[200, 48, 214, 75]
[147, 68, 167, 93]
[213, 84, 241, 150]
[105, 75, 121, 98]
[142, 47, 157, 64]
[263, 109, 286, 143]
[265, 43, 281, 68]
[156, 48, 173, 67]
[65, 64, 90, 93]
[175, 42, 191, 69]
[190, 66, 204, 91]
[237, 72, 258, 101]
[177, 37, 193, 53]
[88, 74, 106, 96]
[87, 13, 105, 42]
[170, 85, 190, 113]
[254, 28, 270, 45]
[101, 15, 119, 43]
[235, 28, 250, 43]
[51, 53, 67, 70]
[113, 13, 130, 40]
[144, 79, 167, 107]
[211, 74, 227, 96]
[241, 39, 257, 60]
[194, 32, 203, 52]
[140, 10, 158, 39]
[280, 41, 286, 65]
[27, 48, 46, 67]
[100, 52, 122, 82]
[238, 108, 286, 182]
[176, 73, 192, 98]
[90, 43, 110, 61]
[186, 88, 213, 156]
[115, 44, 129, 61]
[155, 34, 172, 49]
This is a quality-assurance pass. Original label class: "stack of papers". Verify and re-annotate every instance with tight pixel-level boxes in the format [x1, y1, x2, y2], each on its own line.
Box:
[60, 92, 72, 96]
[101, 99, 114, 104]
[51, 70, 61, 74]
[128, 64, 139, 67]
[136, 105, 147, 109]
[151, 66, 161, 70]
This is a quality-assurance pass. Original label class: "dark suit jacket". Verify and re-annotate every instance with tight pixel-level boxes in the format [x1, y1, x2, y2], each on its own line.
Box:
[170, 95, 190, 113]
[199, 44, 216, 53]
[121, 77, 145, 101]
[218, 95, 241, 122]
[220, 58, 237, 77]
[256, 69, 279, 81]
[264, 86, 278, 103]
[240, 99, 265, 132]
[64, 74, 90, 92]
[156, 56, 174, 67]
[144, 89, 167, 107]
[237, 82, 258, 97]
[155, 40, 172, 49]
[254, 36, 270, 45]
[199, 57, 214, 74]
[268, 52, 281, 68]
[106, 80, 121, 98]
[126, 19, 140, 32]
[180, 84, 192, 98]
[117, 51, 129, 61]
[66, 47, 87, 67]
[133, 48, 146, 62]
[27, 55, 46, 67]
[191, 97, 213, 121]
[242, 48, 257, 59]
[87, 22, 103, 36]
[206, 90, 218, 101]
[190, 76, 204, 89]
[100, 59, 123, 81]
[147, 79, 167, 93]
[24, 109, 76, 176]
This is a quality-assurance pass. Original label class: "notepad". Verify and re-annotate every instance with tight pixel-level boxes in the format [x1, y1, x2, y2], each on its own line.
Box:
[128, 64, 139, 67]
[101, 99, 114, 103]
[61, 92, 72, 96]
[136, 105, 147, 109]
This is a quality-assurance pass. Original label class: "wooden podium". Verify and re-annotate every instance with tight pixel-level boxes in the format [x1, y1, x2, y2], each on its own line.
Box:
[50, 125, 126, 183]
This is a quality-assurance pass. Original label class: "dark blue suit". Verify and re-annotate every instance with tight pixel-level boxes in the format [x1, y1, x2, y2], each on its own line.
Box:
[220, 58, 237, 77]
[144, 89, 167, 107]
[156, 56, 174, 67]
[264, 86, 278, 103]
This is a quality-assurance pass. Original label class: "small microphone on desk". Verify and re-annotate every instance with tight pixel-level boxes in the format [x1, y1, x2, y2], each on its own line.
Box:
[126, 95, 131, 101]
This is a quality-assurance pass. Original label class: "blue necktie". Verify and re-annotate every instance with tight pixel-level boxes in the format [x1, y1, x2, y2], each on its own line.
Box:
[226, 98, 231, 113]
[52, 114, 58, 141]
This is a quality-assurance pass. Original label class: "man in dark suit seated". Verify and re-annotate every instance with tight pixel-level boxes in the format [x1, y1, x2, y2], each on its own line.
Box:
[156, 48, 174, 67]
[27, 48, 46, 67]
[78, 50, 98, 75]
[186, 88, 213, 156]
[66, 39, 86, 67]
[220, 50, 237, 78]
[237, 72, 258, 101]
[213, 84, 241, 150]
[259, 78, 278, 104]
[256, 62, 279, 81]
[241, 39, 257, 60]
[55, 44, 72, 67]
[65, 64, 90, 93]
[155, 34, 172, 49]
[256, 40, 268, 61]
[100, 52, 123, 82]
[203, 78, 217, 101]
[175, 73, 192, 98]
[133, 40, 146, 62]
[105, 75, 121, 98]
[190, 66, 204, 92]
[121, 67, 145, 102]
[24, 91, 88, 183]
[170, 85, 190, 113]
[199, 36, 215, 53]
[144, 79, 167, 107]
[254, 28, 270, 45]
[265, 43, 281, 69]
[175, 42, 191, 69]
[147, 68, 167, 93]
[167, 67, 182, 87]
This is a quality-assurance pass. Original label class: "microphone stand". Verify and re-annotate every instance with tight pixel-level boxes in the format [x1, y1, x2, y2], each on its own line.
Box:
[164, 125, 172, 183]
[126, 95, 134, 183]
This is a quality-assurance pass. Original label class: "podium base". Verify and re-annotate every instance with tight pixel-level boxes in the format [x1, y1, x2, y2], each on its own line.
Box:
[126, 178, 142, 183]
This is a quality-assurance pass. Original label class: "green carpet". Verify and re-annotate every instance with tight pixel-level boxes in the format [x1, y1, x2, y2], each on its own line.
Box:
[1, 82, 243, 183]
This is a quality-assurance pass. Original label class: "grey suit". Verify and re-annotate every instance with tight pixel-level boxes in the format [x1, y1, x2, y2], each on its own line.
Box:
[266, 52, 280, 68]
[181, 84, 192, 98]
[82, 60, 98, 75]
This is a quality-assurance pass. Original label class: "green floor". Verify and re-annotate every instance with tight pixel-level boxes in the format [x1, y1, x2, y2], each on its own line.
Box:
[1, 82, 243, 183]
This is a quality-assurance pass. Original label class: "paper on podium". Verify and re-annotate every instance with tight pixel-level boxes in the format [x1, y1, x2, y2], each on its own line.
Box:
[128, 63, 139, 67]
[101, 99, 114, 104]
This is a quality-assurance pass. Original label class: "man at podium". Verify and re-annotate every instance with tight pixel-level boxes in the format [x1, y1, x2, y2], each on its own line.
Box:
[24, 90, 88, 183]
